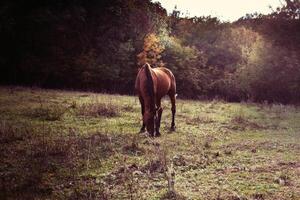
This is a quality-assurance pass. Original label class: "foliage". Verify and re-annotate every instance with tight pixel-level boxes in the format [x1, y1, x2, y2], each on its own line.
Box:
[236, 39, 300, 103]
[137, 33, 165, 67]
[162, 36, 208, 97]
[0, 0, 299, 103]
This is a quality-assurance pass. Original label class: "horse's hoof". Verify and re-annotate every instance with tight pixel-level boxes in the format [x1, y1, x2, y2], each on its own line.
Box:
[170, 127, 176, 132]
[155, 132, 161, 137]
[139, 129, 146, 133]
[148, 132, 155, 137]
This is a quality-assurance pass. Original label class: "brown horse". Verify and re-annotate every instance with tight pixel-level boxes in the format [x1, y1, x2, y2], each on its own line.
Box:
[135, 63, 176, 137]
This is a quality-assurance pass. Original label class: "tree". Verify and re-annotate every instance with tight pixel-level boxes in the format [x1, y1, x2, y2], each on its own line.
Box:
[137, 33, 165, 67]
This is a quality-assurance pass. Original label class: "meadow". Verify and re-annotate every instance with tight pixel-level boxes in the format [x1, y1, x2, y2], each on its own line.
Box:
[0, 86, 299, 200]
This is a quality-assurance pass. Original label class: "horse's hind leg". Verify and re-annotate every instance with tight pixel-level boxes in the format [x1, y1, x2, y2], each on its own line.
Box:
[139, 96, 146, 133]
[169, 94, 176, 131]
[155, 99, 162, 137]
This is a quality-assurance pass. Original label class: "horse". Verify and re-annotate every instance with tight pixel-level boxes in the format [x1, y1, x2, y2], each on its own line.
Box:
[135, 63, 176, 137]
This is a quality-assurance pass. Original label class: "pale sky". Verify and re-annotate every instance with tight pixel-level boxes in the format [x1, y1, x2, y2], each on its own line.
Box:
[154, 0, 283, 21]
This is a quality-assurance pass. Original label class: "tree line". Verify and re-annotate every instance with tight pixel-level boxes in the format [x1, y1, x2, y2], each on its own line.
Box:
[0, 0, 299, 103]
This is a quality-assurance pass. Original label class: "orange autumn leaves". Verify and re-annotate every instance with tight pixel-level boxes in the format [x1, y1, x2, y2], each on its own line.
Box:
[137, 33, 164, 67]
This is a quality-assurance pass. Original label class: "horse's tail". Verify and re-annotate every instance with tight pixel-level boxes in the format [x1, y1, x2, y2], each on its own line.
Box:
[144, 63, 155, 112]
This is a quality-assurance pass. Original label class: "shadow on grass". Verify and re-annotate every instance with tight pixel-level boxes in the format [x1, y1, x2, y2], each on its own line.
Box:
[0, 121, 128, 199]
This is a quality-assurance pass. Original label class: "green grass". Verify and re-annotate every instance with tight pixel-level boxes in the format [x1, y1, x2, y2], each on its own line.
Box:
[0, 86, 299, 200]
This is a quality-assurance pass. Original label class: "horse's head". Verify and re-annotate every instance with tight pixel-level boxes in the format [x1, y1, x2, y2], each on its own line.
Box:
[143, 110, 156, 135]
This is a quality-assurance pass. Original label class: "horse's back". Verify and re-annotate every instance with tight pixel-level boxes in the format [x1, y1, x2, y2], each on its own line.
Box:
[155, 67, 175, 79]
[153, 67, 176, 98]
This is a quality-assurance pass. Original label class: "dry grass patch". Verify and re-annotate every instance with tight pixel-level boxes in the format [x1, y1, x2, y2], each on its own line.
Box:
[76, 101, 120, 118]
[229, 114, 264, 130]
[186, 115, 215, 125]
[25, 104, 68, 121]
[121, 104, 136, 112]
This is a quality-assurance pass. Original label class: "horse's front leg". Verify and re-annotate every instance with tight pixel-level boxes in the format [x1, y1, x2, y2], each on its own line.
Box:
[170, 94, 176, 131]
[139, 96, 146, 133]
[155, 99, 162, 137]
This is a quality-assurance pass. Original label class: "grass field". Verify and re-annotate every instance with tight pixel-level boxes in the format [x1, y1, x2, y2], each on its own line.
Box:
[0, 86, 299, 200]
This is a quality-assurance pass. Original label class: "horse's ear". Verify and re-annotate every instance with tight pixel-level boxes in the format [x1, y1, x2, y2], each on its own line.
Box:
[145, 63, 151, 68]
[137, 66, 142, 72]
[137, 63, 146, 71]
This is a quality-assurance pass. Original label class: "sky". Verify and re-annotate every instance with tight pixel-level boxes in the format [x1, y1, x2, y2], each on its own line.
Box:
[154, 0, 283, 22]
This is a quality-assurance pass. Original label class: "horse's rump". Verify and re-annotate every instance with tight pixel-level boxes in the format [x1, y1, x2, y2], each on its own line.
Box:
[135, 64, 175, 101]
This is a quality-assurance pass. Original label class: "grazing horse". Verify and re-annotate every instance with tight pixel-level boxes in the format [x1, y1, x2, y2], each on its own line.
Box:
[135, 63, 176, 137]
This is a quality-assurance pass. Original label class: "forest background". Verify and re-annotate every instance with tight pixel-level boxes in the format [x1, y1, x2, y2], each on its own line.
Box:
[0, 0, 299, 103]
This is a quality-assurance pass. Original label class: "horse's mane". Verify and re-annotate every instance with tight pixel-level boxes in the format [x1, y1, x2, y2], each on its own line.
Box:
[144, 63, 155, 112]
